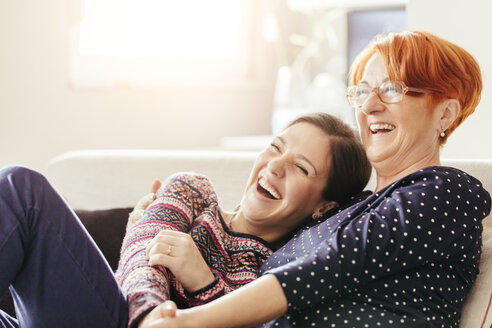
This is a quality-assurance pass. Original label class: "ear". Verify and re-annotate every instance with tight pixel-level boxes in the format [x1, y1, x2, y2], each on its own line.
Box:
[312, 200, 338, 219]
[438, 98, 460, 133]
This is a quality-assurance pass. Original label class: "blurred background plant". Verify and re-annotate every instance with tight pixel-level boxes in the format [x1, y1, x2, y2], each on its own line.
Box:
[263, 1, 353, 133]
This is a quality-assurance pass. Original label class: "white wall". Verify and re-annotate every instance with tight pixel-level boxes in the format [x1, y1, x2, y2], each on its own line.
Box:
[407, 0, 492, 159]
[2, 0, 491, 174]
[0, 0, 277, 173]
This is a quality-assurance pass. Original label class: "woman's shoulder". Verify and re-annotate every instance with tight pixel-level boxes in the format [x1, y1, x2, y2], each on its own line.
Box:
[379, 165, 491, 210]
[385, 165, 486, 191]
[361, 165, 490, 210]
[404, 165, 487, 190]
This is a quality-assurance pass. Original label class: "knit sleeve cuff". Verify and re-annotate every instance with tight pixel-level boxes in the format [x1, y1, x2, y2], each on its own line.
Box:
[184, 273, 229, 306]
[129, 305, 156, 328]
[127, 293, 166, 328]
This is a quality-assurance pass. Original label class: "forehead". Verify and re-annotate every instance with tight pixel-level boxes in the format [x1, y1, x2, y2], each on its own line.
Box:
[281, 122, 331, 171]
[360, 53, 389, 86]
[281, 122, 329, 142]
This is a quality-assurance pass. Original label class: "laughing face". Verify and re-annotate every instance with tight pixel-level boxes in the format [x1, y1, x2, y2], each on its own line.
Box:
[356, 53, 443, 182]
[236, 122, 335, 243]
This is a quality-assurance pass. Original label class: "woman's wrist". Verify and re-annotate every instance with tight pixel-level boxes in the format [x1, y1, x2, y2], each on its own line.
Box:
[186, 269, 216, 293]
[172, 306, 204, 328]
[186, 274, 287, 328]
[185, 272, 219, 296]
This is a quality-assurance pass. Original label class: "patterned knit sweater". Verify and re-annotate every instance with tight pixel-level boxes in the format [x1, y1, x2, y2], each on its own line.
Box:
[116, 173, 274, 327]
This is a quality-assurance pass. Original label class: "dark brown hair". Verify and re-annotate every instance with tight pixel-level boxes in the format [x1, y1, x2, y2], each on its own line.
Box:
[286, 112, 372, 204]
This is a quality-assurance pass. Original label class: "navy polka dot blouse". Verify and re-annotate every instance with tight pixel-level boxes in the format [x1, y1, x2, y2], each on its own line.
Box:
[260, 166, 491, 327]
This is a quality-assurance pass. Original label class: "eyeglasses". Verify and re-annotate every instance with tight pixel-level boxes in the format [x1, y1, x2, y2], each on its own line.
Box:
[346, 81, 434, 108]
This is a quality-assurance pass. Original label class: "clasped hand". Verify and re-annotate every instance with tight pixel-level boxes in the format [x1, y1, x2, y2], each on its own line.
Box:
[146, 229, 216, 292]
[126, 179, 162, 231]
[138, 300, 185, 328]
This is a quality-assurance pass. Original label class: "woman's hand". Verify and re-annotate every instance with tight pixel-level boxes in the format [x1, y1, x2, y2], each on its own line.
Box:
[146, 230, 216, 292]
[138, 301, 181, 328]
[138, 275, 288, 328]
[127, 179, 162, 231]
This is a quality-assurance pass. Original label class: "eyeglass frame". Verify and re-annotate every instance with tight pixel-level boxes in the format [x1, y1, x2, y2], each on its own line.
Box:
[346, 80, 435, 108]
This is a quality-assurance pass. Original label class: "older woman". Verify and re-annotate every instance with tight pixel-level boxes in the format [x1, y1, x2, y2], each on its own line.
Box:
[143, 31, 491, 328]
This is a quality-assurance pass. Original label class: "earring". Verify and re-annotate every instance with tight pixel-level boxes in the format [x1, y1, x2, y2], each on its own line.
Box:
[312, 213, 319, 219]
[440, 131, 446, 138]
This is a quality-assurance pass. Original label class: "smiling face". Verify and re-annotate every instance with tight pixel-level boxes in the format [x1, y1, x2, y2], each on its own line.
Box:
[355, 53, 444, 187]
[236, 122, 335, 243]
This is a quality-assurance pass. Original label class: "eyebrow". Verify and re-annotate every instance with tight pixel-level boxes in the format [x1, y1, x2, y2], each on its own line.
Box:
[277, 136, 318, 176]
[358, 77, 390, 86]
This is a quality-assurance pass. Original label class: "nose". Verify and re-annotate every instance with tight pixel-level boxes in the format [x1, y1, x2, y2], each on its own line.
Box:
[358, 91, 385, 116]
[267, 155, 286, 178]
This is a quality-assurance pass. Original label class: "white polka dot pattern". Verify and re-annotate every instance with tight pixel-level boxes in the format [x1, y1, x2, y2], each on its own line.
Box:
[260, 166, 491, 327]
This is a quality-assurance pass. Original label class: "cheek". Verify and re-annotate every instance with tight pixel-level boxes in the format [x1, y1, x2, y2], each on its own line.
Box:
[288, 179, 324, 205]
[355, 116, 368, 140]
[248, 154, 268, 182]
[356, 110, 367, 125]
[255, 151, 273, 169]
[399, 115, 429, 141]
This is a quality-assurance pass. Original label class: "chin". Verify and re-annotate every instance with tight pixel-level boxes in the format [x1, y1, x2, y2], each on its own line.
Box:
[366, 150, 390, 168]
[365, 146, 383, 160]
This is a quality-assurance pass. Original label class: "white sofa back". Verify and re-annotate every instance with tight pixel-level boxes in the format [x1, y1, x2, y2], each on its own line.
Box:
[46, 150, 492, 229]
[47, 150, 258, 211]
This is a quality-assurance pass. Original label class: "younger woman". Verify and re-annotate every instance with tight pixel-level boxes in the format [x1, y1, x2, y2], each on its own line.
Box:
[119, 113, 372, 327]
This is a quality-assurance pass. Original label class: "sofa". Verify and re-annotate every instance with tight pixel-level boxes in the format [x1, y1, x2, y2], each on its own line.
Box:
[1, 149, 491, 327]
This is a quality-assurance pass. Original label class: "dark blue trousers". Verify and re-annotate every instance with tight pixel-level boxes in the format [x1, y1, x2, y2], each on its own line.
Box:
[0, 166, 128, 328]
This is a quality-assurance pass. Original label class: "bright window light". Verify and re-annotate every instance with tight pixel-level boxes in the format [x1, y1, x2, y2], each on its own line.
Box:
[70, 0, 255, 86]
[79, 0, 242, 59]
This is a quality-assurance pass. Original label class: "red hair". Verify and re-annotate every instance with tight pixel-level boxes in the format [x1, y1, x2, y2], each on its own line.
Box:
[349, 30, 482, 144]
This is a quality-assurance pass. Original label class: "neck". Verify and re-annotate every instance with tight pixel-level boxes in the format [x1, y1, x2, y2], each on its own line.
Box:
[228, 209, 283, 245]
[373, 152, 441, 192]
[222, 210, 238, 230]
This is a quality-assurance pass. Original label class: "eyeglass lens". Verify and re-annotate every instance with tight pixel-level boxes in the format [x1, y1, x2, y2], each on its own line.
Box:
[348, 81, 405, 107]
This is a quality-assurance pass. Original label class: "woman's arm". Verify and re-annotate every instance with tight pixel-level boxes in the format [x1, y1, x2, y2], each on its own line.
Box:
[139, 274, 288, 328]
[118, 173, 220, 326]
[263, 167, 492, 318]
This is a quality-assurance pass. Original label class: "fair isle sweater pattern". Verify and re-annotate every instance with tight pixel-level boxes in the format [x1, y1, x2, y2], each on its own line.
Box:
[116, 173, 274, 326]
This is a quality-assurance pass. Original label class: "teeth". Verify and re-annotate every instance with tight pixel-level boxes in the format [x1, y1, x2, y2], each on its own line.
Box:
[370, 123, 395, 133]
[258, 178, 280, 199]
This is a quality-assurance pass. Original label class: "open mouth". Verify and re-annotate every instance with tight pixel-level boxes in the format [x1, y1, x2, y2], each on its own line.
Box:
[257, 178, 281, 200]
[369, 123, 395, 134]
